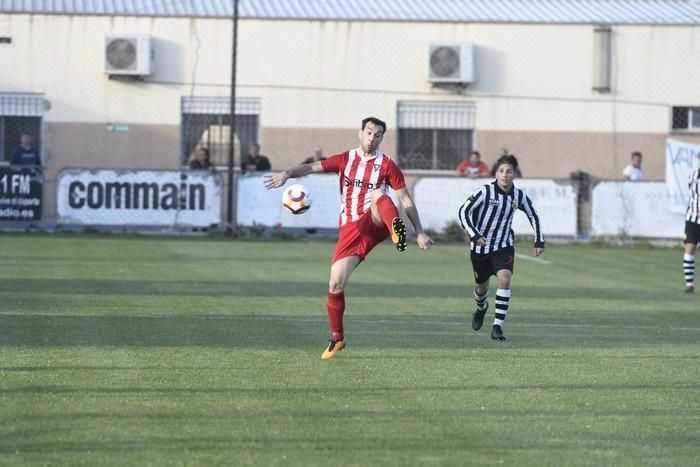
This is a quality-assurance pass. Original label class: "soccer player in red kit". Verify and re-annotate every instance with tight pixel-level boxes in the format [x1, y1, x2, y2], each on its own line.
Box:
[264, 117, 433, 359]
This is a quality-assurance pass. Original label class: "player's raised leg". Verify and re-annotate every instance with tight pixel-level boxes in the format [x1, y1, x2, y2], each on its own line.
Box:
[322, 255, 360, 360]
[370, 191, 406, 252]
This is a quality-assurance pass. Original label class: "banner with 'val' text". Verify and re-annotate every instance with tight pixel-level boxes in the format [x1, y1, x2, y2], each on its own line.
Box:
[666, 139, 700, 214]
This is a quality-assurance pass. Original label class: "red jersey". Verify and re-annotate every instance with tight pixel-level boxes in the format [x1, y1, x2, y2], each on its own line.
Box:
[456, 160, 489, 176]
[321, 149, 406, 226]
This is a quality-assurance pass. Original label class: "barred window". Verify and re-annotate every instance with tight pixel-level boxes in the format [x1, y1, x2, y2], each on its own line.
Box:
[396, 101, 475, 170]
[672, 106, 700, 131]
[180, 97, 261, 166]
[0, 94, 46, 163]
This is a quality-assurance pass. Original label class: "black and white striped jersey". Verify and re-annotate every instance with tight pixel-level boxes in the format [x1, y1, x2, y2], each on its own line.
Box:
[458, 181, 545, 254]
[687, 169, 700, 224]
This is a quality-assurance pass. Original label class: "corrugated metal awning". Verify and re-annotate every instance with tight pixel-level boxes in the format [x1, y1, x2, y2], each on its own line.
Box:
[398, 101, 476, 129]
[181, 96, 260, 115]
[1, 0, 699, 25]
[0, 94, 48, 117]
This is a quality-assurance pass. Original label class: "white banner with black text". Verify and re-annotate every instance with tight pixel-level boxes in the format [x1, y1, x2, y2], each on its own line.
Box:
[56, 169, 221, 226]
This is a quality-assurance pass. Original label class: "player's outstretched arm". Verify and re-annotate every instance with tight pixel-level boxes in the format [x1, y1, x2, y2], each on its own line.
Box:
[263, 161, 323, 189]
[414, 230, 433, 250]
[395, 188, 433, 250]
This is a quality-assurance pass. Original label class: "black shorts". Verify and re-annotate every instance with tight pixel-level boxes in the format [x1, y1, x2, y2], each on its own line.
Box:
[685, 221, 700, 245]
[470, 246, 515, 284]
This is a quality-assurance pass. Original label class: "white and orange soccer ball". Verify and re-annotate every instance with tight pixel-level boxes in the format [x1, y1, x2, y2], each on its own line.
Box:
[282, 183, 312, 215]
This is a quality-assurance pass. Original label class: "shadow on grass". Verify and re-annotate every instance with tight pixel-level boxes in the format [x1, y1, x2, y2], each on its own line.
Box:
[2, 383, 700, 397]
[0, 279, 672, 301]
[1, 313, 695, 348]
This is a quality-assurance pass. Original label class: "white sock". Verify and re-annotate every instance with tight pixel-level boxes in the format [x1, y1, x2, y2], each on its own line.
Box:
[493, 288, 511, 327]
[684, 254, 695, 286]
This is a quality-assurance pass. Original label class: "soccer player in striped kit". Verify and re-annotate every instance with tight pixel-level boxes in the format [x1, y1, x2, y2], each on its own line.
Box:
[264, 117, 433, 359]
[458, 154, 544, 340]
[683, 165, 700, 293]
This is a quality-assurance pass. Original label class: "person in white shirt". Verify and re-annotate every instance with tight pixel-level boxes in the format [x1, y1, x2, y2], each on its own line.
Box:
[623, 151, 644, 181]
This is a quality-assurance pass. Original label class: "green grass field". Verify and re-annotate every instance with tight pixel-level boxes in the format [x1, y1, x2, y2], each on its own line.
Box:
[1, 234, 698, 466]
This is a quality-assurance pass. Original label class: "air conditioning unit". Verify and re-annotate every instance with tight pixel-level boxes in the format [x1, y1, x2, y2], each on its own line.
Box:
[428, 42, 475, 84]
[103, 33, 154, 76]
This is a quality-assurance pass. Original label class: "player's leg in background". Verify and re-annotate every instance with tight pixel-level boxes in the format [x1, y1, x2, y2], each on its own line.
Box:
[472, 280, 490, 331]
[492, 269, 512, 340]
[471, 252, 493, 332]
[683, 239, 697, 293]
[322, 255, 361, 359]
[369, 191, 406, 251]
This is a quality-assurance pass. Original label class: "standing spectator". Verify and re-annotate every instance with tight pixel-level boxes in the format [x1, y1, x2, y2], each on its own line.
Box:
[241, 143, 271, 173]
[458, 154, 545, 341]
[303, 146, 326, 164]
[456, 150, 489, 178]
[623, 151, 644, 181]
[188, 146, 213, 170]
[10, 133, 40, 166]
[682, 162, 700, 293]
[264, 116, 433, 359]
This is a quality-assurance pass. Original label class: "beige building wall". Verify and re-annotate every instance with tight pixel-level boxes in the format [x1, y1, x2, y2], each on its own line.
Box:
[4, 16, 698, 124]
[264, 127, 700, 180]
[41, 122, 180, 219]
[1, 13, 699, 222]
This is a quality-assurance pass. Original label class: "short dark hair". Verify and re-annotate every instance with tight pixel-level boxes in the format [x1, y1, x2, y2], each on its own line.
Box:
[361, 117, 386, 133]
[496, 154, 518, 170]
[631, 151, 642, 159]
[471, 150, 481, 158]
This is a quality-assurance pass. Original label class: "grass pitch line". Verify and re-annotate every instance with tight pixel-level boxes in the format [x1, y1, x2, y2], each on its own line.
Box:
[515, 252, 551, 264]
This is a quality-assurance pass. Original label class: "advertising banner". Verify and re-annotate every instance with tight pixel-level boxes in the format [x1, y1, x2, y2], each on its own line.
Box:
[57, 169, 221, 226]
[0, 167, 42, 221]
[666, 139, 700, 213]
[237, 174, 577, 236]
[413, 177, 578, 236]
[591, 181, 684, 238]
[237, 173, 346, 229]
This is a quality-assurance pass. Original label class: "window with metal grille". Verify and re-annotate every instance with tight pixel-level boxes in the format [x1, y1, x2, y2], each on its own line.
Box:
[672, 106, 700, 131]
[396, 101, 475, 170]
[180, 97, 261, 167]
[0, 94, 45, 163]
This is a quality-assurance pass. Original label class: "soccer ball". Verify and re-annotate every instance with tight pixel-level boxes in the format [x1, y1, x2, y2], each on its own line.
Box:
[282, 184, 312, 214]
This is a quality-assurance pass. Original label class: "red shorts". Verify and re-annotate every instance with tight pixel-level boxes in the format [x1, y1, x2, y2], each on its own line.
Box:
[332, 210, 390, 263]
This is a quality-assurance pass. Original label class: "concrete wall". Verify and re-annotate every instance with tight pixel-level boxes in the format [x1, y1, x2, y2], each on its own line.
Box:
[41, 122, 179, 219]
[2, 13, 699, 212]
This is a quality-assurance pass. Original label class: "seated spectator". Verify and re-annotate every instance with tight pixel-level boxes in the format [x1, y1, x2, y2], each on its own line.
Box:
[490, 153, 523, 178]
[241, 143, 271, 173]
[303, 146, 326, 164]
[623, 151, 644, 181]
[189, 146, 212, 170]
[10, 133, 40, 166]
[456, 150, 489, 178]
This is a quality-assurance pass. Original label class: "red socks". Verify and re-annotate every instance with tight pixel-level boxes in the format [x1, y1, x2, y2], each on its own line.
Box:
[325, 195, 396, 343]
[376, 194, 399, 232]
[327, 291, 345, 342]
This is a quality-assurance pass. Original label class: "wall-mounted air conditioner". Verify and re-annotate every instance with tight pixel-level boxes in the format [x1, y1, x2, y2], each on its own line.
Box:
[103, 33, 154, 76]
[428, 42, 475, 84]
